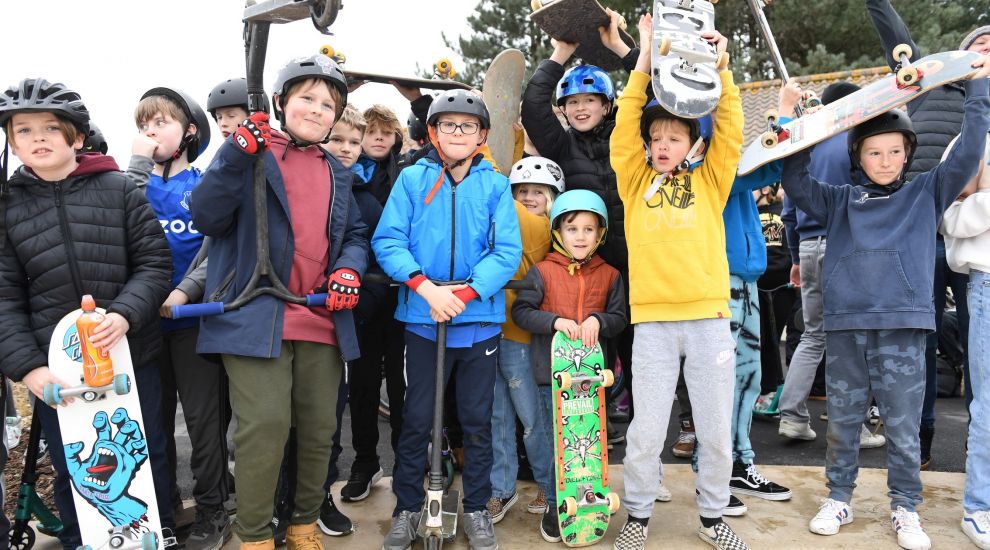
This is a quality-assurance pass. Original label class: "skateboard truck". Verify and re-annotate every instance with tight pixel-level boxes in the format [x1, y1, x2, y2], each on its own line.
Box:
[759, 109, 789, 148]
[553, 369, 614, 397]
[42, 373, 131, 407]
[562, 484, 620, 516]
[893, 43, 924, 87]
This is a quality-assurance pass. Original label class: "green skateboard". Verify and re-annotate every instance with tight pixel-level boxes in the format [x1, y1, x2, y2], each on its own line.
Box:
[550, 332, 620, 547]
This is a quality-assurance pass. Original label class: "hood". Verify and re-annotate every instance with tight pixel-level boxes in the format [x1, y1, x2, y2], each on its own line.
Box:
[10, 152, 120, 185]
[543, 250, 605, 273]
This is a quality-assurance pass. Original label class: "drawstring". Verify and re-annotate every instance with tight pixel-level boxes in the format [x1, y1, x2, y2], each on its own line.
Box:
[423, 125, 484, 205]
[643, 136, 706, 202]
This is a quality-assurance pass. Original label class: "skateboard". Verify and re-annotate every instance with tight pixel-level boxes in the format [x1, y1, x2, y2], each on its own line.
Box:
[550, 332, 620, 547]
[482, 49, 526, 174]
[738, 48, 982, 175]
[651, 0, 726, 118]
[338, 49, 470, 92]
[529, 0, 635, 71]
[46, 297, 162, 550]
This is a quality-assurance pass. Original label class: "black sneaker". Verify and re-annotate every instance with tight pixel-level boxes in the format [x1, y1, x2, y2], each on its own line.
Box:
[317, 492, 353, 536]
[340, 466, 384, 502]
[160, 527, 181, 550]
[729, 462, 792, 501]
[723, 494, 748, 517]
[185, 506, 232, 550]
[607, 418, 626, 446]
[540, 507, 561, 543]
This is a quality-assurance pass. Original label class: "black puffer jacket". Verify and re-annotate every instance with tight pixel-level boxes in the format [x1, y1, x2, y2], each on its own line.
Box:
[0, 155, 171, 381]
[867, 0, 968, 180]
[521, 54, 638, 272]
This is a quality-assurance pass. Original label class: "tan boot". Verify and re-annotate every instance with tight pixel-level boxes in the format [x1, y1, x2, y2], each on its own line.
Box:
[286, 522, 324, 550]
[240, 539, 275, 550]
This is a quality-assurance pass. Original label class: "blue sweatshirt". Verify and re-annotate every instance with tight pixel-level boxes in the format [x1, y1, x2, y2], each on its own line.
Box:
[724, 161, 783, 281]
[780, 131, 853, 263]
[781, 78, 990, 332]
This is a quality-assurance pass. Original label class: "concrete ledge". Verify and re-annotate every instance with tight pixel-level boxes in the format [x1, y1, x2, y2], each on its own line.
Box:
[35, 465, 971, 549]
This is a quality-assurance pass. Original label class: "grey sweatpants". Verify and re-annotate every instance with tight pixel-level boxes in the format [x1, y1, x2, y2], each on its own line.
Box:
[623, 319, 736, 519]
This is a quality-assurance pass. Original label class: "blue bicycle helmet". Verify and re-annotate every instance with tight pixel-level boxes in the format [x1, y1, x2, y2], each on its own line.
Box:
[550, 189, 608, 231]
[555, 65, 615, 106]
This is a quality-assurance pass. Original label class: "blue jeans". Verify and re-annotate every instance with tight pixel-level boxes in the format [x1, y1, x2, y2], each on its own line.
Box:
[491, 339, 555, 501]
[965, 270, 990, 512]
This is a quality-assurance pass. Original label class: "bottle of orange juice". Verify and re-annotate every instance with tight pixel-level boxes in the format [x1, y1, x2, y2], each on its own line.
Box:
[76, 295, 113, 387]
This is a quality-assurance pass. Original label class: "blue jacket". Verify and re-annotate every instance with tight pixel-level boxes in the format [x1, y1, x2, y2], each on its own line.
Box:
[190, 138, 369, 360]
[724, 161, 782, 281]
[781, 132, 853, 263]
[372, 151, 522, 325]
[781, 78, 990, 332]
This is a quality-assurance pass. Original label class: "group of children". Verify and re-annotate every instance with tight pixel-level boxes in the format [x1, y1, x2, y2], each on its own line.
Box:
[0, 5, 989, 550]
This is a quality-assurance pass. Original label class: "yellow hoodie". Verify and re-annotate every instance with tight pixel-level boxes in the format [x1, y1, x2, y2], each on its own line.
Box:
[610, 70, 743, 324]
[503, 200, 551, 343]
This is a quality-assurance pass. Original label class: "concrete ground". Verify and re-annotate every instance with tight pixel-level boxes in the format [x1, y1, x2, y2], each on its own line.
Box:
[35, 464, 973, 549]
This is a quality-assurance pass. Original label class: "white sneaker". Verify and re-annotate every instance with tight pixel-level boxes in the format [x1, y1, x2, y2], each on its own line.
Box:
[779, 419, 816, 441]
[809, 498, 853, 535]
[869, 405, 881, 425]
[655, 481, 672, 503]
[860, 425, 886, 449]
[962, 510, 990, 550]
[891, 506, 930, 550]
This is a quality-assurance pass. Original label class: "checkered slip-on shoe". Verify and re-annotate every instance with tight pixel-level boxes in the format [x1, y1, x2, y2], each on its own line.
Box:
[698, 521, 750, 550]
[613, 520, 648, 550]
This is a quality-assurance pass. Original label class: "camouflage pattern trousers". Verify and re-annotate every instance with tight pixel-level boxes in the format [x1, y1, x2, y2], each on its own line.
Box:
[824, 328, 926, 511]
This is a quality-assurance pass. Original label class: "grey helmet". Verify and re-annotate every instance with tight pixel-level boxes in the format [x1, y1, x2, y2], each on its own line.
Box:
[272, 54, 348, 121]
[206, 78, 269, 118]
[0, 78, 89, 134]
[426, 89, 490, 129]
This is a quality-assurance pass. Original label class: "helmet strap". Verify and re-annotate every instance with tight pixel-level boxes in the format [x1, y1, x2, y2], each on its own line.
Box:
[551, 225, 606, 275]
[154, 130, 194, 183]
[423, 124, 484, 205]
[642, 136, 705, 202]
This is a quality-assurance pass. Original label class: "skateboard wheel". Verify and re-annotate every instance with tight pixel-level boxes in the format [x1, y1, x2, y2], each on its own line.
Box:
[531, 0, 543, 10]
[141, 533, 157, 550]
[892, 43, 913, 62]
[320, 45, 335, 57]
[716, 51, 729, 71]
[564, 496, 577, 517]
[897, 66, 921, 86]
[763, 109, 779, 122]
[658, 37, 672, 57]
[761, 131, 779, 148]
[607, 492, 621, 513]
[76, 546, 92, 550]
[601, 369, 615, 388]
[113, 373, 131, 396]
[617, 15, 628, 31]
[555, 371, 572, 389]
[43, 383, 61, 406]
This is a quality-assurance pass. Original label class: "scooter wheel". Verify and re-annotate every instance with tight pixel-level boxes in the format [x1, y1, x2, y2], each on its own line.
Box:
[113, 373, 131, 396]
[442, 457, 455, 491]
[8, 526, 36, 550]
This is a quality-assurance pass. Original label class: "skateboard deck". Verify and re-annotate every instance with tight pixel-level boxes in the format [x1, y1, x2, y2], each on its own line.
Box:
[47, 304, 162, 550]
[343, 71, 470, 91]
[738, 49, 981, 175]
[550, 332, 619, 547]
[651, 0, 722, 118]
[529, 0, 635, 71]
[483, 49, 526, 174]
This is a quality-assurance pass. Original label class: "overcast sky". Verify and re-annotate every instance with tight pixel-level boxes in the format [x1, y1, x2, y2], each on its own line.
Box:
[1, 0, 477, 166]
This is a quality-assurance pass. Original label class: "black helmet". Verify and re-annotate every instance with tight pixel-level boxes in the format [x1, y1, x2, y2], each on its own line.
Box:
[82, 122, 108, 154]
[407, 112, 427, 143]
[141, 87, 211, 162]
[0, 78, 89, 134]
[206, 78, 258, 118]
[426, 89, 490, 129]
[640, 99, 701, 144]
[272, 54, 348, 124]
[847, 109, 917, 170]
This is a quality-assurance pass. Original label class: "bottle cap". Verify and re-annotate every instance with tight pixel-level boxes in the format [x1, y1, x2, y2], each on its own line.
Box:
[81, 295, 96, 311]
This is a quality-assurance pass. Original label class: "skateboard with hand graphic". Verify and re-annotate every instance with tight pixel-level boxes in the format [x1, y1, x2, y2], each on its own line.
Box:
[46, 296, 161, 550]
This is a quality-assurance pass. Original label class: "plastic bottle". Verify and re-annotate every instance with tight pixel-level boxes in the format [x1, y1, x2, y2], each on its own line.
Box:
[77, 295, 113, 387]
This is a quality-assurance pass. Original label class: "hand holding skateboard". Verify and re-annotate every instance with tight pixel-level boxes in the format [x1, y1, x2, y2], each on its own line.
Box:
[23, 367, 74, 407]
[597, 8, 631, 58]
[972, 53, 990, 79]
[550, 38, 579, 65]
[579, 316, 601, 348]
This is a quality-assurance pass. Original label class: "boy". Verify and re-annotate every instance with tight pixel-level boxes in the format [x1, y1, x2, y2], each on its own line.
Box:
[130, 86, 231, 550]
[207, 78, 251, 139]
[0, 78, 177, 548]
[511, 189, 628, 543]
[357, 104, 404, 204]
[610, 14, 748, 550]
[373, 89, 522, 550]
[782, 57, 990, 550]
[191, 54, 368, 550]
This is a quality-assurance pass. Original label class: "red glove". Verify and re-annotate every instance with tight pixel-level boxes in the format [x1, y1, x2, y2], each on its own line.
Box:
[233, 112, 272, 155]
[326, 268, 360, 311]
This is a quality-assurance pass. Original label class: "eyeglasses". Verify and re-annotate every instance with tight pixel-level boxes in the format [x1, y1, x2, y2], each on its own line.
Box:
[436, 121, 481, 135]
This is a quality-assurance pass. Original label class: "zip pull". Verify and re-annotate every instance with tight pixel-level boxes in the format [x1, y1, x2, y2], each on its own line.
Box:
[54, 182, 62, 207]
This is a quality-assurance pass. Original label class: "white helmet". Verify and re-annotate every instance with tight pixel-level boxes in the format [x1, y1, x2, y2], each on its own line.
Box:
[508, 156, 565, 194]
